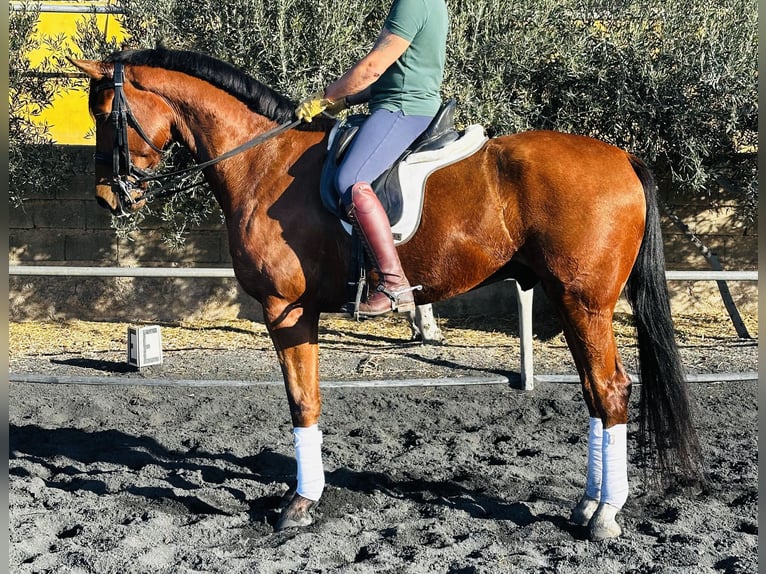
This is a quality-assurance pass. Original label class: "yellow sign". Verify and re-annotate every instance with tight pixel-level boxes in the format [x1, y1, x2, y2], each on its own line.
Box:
[24, 2, 128, 145]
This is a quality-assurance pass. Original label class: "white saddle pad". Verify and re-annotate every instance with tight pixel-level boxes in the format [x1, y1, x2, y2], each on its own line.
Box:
[342, 124, 488, 245]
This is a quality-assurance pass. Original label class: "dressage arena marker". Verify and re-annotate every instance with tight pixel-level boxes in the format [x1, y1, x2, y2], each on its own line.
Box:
[126, 325, 163, 368]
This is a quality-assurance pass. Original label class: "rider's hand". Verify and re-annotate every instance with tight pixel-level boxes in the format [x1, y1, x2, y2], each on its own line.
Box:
[296, 92, 346, 122]
[296, 92, 327, 122]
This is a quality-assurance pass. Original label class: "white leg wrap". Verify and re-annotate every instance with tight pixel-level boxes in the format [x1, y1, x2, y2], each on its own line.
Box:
[585, 417, 603, 500]
[293, 424, 325, 501]
[601, 424, 629, 509]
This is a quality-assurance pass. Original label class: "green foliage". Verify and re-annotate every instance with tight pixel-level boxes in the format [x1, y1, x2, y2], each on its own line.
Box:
[443, 0, 756, 225]
[88, 0, 392, 244]
[10, 0, 757, 241]
[9, 5, 78, 207]
[73, 13, 122, 59]
[117, 0, 758, 236]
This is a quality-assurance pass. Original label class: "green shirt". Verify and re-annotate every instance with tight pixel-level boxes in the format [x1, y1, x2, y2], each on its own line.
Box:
[370, 0, 448, 117]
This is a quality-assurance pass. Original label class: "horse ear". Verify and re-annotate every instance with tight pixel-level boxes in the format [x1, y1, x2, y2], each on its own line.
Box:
[67, 57, 111, 80]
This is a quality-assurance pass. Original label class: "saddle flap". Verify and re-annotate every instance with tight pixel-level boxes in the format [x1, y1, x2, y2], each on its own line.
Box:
[335, 124, 488, 245]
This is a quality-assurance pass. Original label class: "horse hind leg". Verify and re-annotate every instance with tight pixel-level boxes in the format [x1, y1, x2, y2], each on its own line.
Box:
[551, 290, 632, 541]
[407, 304, 445, 343]
[570, 416, 603, 526]
[569, 369, 631, 541]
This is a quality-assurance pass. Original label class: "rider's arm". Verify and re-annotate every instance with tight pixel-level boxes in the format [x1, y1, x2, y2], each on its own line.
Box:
[345, 86, 372, 106]
[323, 28, 410, 103]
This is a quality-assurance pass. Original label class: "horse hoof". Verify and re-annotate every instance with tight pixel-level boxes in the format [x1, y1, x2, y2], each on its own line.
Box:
[275, 492, 318, 531]
[570, 495, 600, 526]
[588, 502, 623, 541]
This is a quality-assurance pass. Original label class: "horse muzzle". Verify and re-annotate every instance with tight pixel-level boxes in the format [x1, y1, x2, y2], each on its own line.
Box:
[95, 177, 147, 216]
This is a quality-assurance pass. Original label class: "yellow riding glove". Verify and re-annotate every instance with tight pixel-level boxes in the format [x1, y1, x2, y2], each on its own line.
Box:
[296, 92, 347, 122]
[296, 92, 327, 122]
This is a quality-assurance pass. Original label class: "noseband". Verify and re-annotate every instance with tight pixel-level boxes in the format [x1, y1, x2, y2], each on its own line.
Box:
[93, 60, 302, 215]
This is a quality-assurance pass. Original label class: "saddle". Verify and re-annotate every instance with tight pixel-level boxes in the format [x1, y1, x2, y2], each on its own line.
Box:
[320, 99, 487, 244]
[320, 99, 460, 232]
[319, 100, 488, 310]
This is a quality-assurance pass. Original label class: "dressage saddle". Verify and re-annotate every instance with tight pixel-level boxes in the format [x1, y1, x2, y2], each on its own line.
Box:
[319, 99, 459, 225]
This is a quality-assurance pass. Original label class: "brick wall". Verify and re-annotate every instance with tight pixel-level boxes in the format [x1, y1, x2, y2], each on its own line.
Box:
[9, 146, 757, 322]
[9, 146, 262, 322]
[9, 147, 228, 267]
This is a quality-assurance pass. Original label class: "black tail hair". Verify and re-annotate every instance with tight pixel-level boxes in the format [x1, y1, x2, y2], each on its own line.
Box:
[625, 156, 704, 485]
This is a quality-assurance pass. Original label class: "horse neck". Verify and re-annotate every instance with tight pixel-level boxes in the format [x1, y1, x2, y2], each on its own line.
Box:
[139, 67, 289, 215]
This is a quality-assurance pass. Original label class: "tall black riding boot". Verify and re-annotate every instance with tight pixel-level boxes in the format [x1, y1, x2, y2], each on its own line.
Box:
[347, 182, 417, 317]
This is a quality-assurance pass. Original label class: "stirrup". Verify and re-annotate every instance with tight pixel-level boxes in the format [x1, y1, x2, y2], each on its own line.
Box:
[354, 283, 422, 318]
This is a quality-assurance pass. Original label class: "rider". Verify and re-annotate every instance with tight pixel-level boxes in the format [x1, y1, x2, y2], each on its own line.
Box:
[296, 0, 449, 317]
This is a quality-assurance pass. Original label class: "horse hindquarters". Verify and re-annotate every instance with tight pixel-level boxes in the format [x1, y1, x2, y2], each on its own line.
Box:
[503, 134, 650, 539]
[502, 133, 645, 430]
[531, 150, 701, 539]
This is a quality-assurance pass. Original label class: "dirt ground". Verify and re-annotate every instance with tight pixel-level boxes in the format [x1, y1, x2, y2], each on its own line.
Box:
[8, 313, 759, 573]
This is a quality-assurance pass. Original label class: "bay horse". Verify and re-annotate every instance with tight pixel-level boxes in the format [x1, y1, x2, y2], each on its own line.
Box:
[69, 48, 701, 541]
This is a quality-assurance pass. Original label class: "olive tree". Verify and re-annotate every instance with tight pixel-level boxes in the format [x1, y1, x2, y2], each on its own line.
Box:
[444, 0, 756, 226]
[118, 0, 759, 236]
[11, 0, 756, 240]
[9, 5, 77, 207]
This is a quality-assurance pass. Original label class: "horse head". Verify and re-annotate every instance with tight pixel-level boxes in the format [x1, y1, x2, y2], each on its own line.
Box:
[68, 56, 174, 216]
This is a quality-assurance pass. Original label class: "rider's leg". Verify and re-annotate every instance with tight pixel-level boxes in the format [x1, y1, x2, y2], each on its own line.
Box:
[337, 109, 431, 315]
[347, 181, 415, 315]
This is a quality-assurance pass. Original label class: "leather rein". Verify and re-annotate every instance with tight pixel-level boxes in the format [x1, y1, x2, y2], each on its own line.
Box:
[94, 61, 301, 215]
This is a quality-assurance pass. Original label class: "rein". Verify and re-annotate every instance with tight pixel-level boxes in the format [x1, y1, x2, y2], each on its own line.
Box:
[94, 61, 301, 212]
[134, 116, 302, 200]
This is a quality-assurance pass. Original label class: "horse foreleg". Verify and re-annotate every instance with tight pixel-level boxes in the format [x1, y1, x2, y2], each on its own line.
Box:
[263, 303, 324, 530]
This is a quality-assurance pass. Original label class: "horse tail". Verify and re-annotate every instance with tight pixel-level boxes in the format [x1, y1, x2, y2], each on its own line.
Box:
[625, 156, 704, 485]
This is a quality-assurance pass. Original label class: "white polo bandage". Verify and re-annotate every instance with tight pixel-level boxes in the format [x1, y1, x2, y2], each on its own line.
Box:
[293, 424, 325, 501]
[586, 417, 603, 500]
[601, 423, 629, 509]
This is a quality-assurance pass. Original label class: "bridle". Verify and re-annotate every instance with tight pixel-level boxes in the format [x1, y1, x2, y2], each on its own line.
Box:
[93, 61, 167, 215]
[93, 60, 302, 215]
